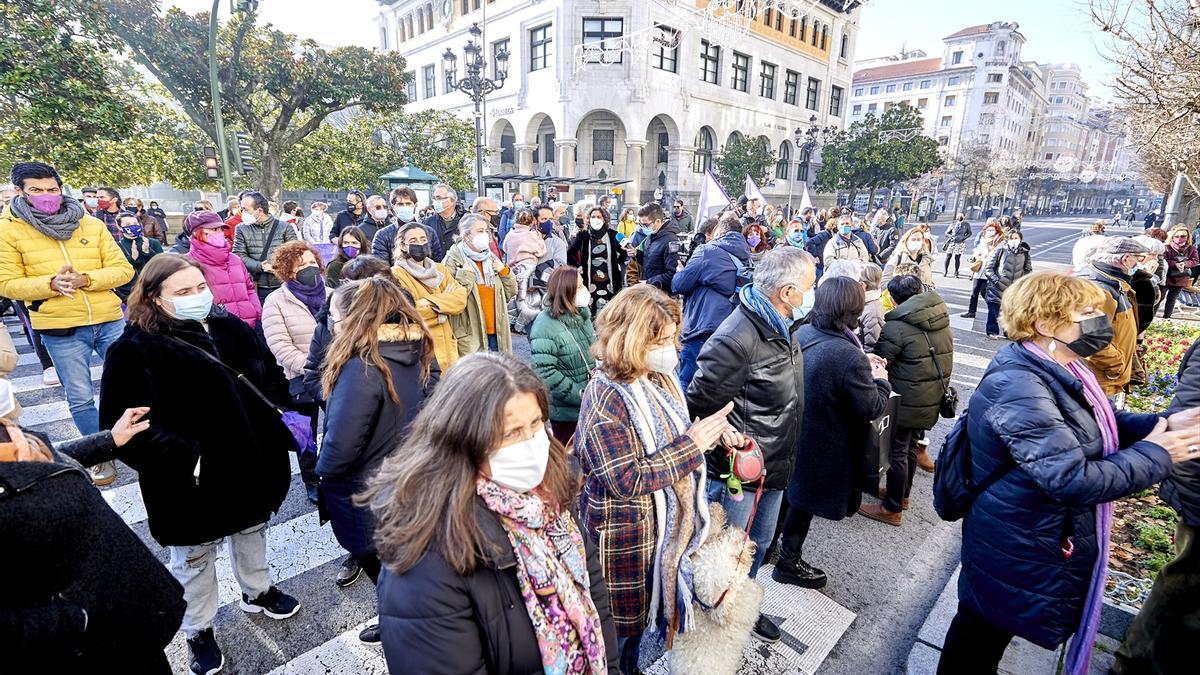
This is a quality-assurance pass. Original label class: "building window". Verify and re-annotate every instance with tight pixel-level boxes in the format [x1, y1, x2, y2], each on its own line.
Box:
[405, 71, 417, 101]
[776, 142, 791, 180]
[407, 15, 414, 38]
[422, 64, 436, 98]
[852, 104, 862, 115]
[821, 25, 828, 50]
[885, 84, 896, 93]
[491, 39, 509, 80]
[951, 51, 963, 65]
[984, 92, 999, 104]
[854, 87, 863, 96]
[700, 40, 720, 84]
[790, 19, 797, 37]
[529, 24, 552, 72]
[919, 79, 931, 89]
[500, 133, 515, 164]
[592, 129, 614, 162]
[840, 33, 849, 58]
[805, 77, 821, 110]
[785, 70, 800, 105]
[797, 148, 811, 181]
[425, 4, 433, 30]
[380, 24, 389, 50]
[869, 85, 879, 94]
[775, 9, 783, 31]
[940, 137, 950, 146]
[867, 103, 877, 112]
[800, 17, 808, 41]
[759, 62, 776, 99]
[811, 20, 820, 46]
[996, 40, 1006, 55]
[902, 82, 913, 91]
[652, 25, 678, 73]
[987, 73, 1003, 83]
[693, 127, 714, 173]
[830, 85, 843, 116]
[732, 52, 749, 92]
[944, 95, 956, 107]
[948, 76, 960, 86]
[764, 8, 773, 27]
[940, 115, 952, 127]
[582, 17, 623, 64]
[917, 97, 928, 108]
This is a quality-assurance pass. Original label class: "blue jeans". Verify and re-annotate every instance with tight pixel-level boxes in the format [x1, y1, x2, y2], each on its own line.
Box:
[487, 333, 498, 351]
[985, 300, 1002, 336]
[678, 332, 712, 392]
[41, 318, 125, 436]
[706, 477, 785, 577]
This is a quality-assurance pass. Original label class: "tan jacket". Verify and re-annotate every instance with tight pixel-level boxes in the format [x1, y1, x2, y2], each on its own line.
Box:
[442, 244, 517, 356]
[390, 264, 468, 371]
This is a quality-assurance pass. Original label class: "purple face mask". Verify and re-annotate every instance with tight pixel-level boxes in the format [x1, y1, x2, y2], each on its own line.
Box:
[26, 193, 63, 214]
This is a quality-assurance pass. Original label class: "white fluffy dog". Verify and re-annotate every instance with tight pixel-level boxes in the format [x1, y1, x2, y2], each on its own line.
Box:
[670, 503, 763, 675]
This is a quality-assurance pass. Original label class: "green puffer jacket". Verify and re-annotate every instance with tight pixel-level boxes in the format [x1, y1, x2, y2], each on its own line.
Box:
[873, 291, 954, 431]
[529, 307, 596, 422]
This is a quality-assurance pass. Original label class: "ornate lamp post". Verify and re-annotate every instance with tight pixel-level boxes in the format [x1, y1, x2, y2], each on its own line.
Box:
[788, 115, 835, 213]
[444, 23, 508, 197]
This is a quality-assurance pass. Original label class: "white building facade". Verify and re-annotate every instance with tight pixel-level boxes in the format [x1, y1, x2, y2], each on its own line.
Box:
[374, 0, 863, 207]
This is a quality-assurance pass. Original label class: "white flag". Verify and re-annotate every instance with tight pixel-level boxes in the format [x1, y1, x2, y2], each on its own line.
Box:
[697, 170, 733, 218]
[799, 183, 813, 212]
[744, 175, 768, 208]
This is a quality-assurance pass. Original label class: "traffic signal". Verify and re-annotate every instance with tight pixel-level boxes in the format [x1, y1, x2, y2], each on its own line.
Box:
[203, 146, 220, 180]
[234, 132, 255, 175]
[232, 0, 259, 13]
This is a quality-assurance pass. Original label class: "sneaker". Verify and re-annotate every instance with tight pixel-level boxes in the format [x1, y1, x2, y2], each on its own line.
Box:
[240, 586, 300, 620]
[959, 312, 975, 318]
[986, 334, 1004, 340]
[90, 461, 117, 487]
[187, 628, 224, 675]
[858, 503, 903, 526]
[752, 614, 782, 643]
[772, 554, 828, 589]
[359, 623, 382, 644]
[42, 366, 59, 386]
[336, 555, 362, 588]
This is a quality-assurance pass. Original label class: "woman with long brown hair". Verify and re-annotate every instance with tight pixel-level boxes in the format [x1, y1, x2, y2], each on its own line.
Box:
[364, 352, 619, 673]
[316, 275, 438, 644]
[574, 284, 735, 671]
[529, 266, 596, 444]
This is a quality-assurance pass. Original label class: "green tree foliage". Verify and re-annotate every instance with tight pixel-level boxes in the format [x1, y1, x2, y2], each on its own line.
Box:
[283, 110, 476, 194]
[715, 136, 776, 194]
[102, 0, 411, 201]
[815, 104, 943, 204]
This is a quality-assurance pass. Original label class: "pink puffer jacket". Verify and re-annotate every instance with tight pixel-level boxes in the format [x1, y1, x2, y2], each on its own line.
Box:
[188, 237, 262, 327]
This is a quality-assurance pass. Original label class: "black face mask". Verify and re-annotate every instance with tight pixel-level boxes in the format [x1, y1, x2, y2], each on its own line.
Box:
[296, 266, 321, 288]
[490, 213, 501, 227]
[407, 243, 428, 262]
[1056, 315, 1114, 357]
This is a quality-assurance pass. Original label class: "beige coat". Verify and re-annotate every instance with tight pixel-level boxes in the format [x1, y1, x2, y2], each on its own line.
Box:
[0, 326, 19, 420]
[391, 264, 469, 371]
[442, 244, 517, 356]
[262, 286, 325, 379]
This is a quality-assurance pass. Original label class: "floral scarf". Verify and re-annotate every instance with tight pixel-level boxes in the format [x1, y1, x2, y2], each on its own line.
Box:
[475, 477, 608, 675]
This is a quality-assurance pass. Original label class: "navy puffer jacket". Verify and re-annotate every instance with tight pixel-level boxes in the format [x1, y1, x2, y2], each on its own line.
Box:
[672, 231, 752, 341]
[960, 343, 1171, 648]
[1162, 337, 1200, 526]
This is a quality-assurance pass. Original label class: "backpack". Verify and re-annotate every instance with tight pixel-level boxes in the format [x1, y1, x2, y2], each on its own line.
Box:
[931, 364, 1022, 521]
[725, 251, 753, 300]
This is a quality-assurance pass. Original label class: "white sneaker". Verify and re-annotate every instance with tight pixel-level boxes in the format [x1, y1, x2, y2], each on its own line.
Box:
[90, 461, 117, 487]
[42, 367, 59, 386]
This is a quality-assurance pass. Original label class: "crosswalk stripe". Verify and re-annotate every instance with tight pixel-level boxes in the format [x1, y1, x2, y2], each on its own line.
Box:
[9, 366, 100, 393]
[264, 618, 387, 674]
[213, 510, 345, 606]
[16, 395, 97, 426]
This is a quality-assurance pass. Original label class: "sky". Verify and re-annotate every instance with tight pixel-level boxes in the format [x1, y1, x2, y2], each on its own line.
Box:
[165, 0, 1122, 102]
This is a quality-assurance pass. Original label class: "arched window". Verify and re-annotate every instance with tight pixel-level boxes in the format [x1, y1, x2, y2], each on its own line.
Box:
[693, 127, 715, 173]
[840, 34, 849, 58]
[996, 41, 1007, 56]
[821, 26, 828, 50]
[776, 141, 792, 180]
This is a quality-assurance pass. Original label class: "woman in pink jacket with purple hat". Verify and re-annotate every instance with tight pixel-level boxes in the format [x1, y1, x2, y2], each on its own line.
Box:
[184, 210, 263, 327]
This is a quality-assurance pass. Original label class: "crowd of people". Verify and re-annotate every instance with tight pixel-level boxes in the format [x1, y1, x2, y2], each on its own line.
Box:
[2, 159, 1200, 675]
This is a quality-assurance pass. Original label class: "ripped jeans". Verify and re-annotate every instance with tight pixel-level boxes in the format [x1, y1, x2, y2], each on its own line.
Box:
[167, 522, 272, 637]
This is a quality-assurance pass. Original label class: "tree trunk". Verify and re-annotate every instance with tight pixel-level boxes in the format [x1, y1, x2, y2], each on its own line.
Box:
[259, 149, 284, 204]
[866, 185, 877, 210]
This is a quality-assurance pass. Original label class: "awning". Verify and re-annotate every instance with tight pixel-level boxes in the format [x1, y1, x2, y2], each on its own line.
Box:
[483, 174, 631, 186]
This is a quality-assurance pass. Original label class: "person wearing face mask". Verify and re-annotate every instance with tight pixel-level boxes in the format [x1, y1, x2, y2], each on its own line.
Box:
[822, 215, 872, 265]
[443, 214, 516, 355]
[1162, 225, 1199, 319]
[364, 352, 619, 673]
[982, 230, 1033, 340]
[804, 219, 837, 277]
[672, 213, 753, 389]
[780, 216, 809, 250]
[670, 200, 693, 234]
[686, 247, 817, 644]
[1127, 236, 1167, 337]
[858, 263, 886, 350]
[635, 202, 682, 292]
[497, 192, 525, 247]
[324, 226, 366, 289]
[942, 213, 972, 278]
[390, 222, 469, 370]
[232, 191, 299, 304]
[502, 208, 547, 303]
[774, 277, 892, 591]
[330, 190, 366, 242]
[100, 255, 301, 675]
[575, 284, 736, 671]
[184, 210, 262, 330]
[0, 162, 133, 485]
[529, 267, 598, 445]
[113, 212, 164, 301]
[936, 271, 1200, 675]
[80, 187, 99, 215]
[372, 186, 441, 265]
[422, 182, 464, 260]
[882, 227, 937, 289]
[567, 207, 627, 315]
[960, 219, 1004, 319]
[536, 205, 570, 268]
[742, 222, 771, 265]
[92, 186, 124, 239]
[355, 195, 393, 247]
[859, 274, 953, 527]
[300, 201, 334, 245]
[316, 277, 439, 645]
[1081, 237, 1151, 396]
[122, 198, 166, 245]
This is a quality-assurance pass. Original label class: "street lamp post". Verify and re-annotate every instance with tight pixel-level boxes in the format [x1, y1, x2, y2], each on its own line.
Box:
[789, 115, 833, 214]
[444, 23, 508, 198]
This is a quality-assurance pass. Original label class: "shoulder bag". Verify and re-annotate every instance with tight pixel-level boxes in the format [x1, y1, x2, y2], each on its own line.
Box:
[922, 331, 958, 418]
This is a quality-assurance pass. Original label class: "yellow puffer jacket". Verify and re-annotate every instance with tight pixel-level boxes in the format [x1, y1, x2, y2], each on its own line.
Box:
[0, 209, 133, 330]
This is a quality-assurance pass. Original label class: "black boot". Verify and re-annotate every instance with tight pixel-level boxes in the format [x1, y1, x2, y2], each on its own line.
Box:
[772, 547, 828, 589]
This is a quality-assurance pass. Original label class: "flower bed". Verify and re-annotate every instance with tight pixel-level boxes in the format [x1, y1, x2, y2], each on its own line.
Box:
[1109, 320, 1200, 598]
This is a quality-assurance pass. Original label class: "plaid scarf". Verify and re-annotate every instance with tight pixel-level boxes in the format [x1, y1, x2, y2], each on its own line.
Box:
[476, 478, 607, 674]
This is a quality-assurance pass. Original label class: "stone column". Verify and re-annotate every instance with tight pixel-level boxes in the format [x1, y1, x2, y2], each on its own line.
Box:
[515, 143, 535, 199]
[554, 137, 578, 178]
[625, 140, 647, 206]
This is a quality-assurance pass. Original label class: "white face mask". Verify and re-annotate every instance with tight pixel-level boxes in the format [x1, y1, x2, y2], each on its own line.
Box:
[470, 232, 490, 251]
[646, 344, 679, 375]
[589, 217, 604, 230]
[575, 287, 591, 307]
[488, 427, 550, 493]
[240, 211, 256, 226]
[372, 208, 388, 220]
[907, 240, 923, 254]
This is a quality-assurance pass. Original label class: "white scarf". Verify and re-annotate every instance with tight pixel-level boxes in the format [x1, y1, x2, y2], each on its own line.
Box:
[457, 241, 497, 288]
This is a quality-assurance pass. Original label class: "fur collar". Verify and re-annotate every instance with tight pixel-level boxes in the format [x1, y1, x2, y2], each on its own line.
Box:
[377, 323, 425, 342]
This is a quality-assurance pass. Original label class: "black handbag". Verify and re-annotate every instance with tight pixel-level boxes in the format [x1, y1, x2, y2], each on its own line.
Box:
[860, 392, 902, 490]
[923, 331, 958, 418]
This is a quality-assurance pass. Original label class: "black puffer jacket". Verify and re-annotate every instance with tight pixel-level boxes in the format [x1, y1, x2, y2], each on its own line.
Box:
[1162, 337, 1200, 526]
[1, 438, 185, 672]
[873, 291, 954, 431]
[983, 241, 1032, 304]
[378, 499, 620, 674]
[638, 221, 682, 292]
[99, 313, 294, 546]
[945, 219, 972, 244]
[687, 302, 803, 491]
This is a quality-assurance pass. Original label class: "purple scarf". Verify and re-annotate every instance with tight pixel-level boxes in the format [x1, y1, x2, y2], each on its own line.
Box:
[286, 278, 326, 319]
[1023, 341, 1117, 675]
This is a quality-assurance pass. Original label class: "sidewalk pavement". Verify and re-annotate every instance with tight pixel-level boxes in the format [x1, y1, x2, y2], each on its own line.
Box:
[906, 567, 1120, 675]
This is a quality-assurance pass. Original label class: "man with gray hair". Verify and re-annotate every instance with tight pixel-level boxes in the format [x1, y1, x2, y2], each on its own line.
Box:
[422, 183, 462, 261]
[686, 246, 816, 645]
[1084, 236, 1149, 396]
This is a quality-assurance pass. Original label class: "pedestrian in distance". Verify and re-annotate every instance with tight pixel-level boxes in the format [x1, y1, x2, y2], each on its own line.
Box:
[443, 214, 517, 356]
[860, 275, 953, 526]
[364, 352, 620, 674]
[324, 225, 365, 289]
[1163, 225, 1199, 319]
[1083, 220, 1106, 238]
[567, 205, 627, 315]
[1081, 236, 1148, 396]
[389, 222, 469, 371]
[936, 271, 1200, 675]
[942, 214, 972, 278]
[316, 276, 439, 644]
[773, 277, 891, 591]
[528, 266, 597, 445]
[184, 209, 262, 329]
[300, 200, 334, 245]
[883, 227, 937, 289]
[635, 202, 683, 292]
[686, 246, 817, 644]
[982, 230, 1032, 339]
[232, 190, 299, 305]
[114, 210, 164, 301]
[1142, 212, 1157, 230]
[822, 215, 872, 265]
[670, 198, 693, 234]
[99, 255, 302, 675]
